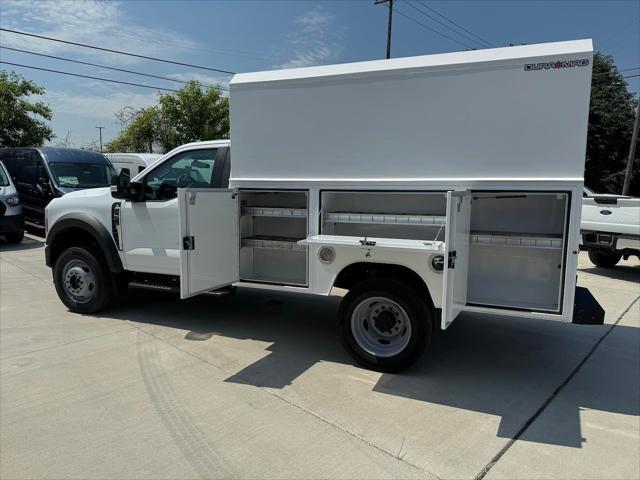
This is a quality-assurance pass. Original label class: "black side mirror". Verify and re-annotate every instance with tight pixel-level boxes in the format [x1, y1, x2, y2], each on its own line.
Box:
[37, 177, 52, 196]
[111, 170, 131, 199]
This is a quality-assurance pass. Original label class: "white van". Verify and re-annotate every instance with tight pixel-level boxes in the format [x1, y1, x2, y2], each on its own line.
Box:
[105, 153, 161, 177]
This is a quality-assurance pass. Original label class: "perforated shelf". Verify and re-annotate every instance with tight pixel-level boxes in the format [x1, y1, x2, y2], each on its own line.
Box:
[470, 233, 562, 250]
[242, 207, 307, 218]
[323, 212, 445, 226]
[242, 235, 307, 251]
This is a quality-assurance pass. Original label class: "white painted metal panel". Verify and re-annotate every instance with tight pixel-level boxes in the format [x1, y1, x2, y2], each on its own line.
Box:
[230, 40, 592, 182]
[178, 189, 239, 298]
[441, 191, 471, 329]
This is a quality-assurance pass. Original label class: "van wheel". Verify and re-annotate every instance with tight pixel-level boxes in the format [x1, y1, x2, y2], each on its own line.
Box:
[5, 230, 24, 243]
[54, 247, 114, 313]
[338, 277, 432, 372]
[588, 251, 622, 268]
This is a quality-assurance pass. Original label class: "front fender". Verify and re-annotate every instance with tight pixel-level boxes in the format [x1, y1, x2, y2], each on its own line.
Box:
[45, 213, 123, 273]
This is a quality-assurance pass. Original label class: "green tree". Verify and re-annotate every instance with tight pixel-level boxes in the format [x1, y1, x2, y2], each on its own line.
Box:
[105, 106, 161, 153]
[158, 82, 229, 152]
[0, 70, 53, 147]
[586, 53, 638, 195]
[106, 82, 228, 154]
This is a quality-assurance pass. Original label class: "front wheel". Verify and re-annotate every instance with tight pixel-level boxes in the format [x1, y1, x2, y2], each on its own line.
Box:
[54, 247, 115, 313]
[338, 277, 432, 372]
[588, 251, 622, 268]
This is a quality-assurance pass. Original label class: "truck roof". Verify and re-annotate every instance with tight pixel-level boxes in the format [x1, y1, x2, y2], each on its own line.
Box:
[231, 39, 592, 85]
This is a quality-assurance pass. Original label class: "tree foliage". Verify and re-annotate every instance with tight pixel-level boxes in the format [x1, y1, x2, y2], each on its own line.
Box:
[105, 82, 228, 154]
[586, 53, 638, 195]
[106, 106, 161, 153]
[0, 70, 53, 147]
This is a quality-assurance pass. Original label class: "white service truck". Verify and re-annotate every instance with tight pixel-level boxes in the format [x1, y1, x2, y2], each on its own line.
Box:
[45, 40, 603, 371]
[581, 188, 640, 267]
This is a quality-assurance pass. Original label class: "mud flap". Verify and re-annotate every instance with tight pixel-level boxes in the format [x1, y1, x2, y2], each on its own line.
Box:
[573, 286, 605, 325]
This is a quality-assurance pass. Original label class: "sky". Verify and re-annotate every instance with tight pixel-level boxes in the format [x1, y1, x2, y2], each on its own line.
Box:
[0, 0, 638, 148]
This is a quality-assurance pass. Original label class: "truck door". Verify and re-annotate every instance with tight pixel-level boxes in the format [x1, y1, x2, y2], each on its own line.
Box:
[178, 188, 239, 298]
[441, 190, 472, 329]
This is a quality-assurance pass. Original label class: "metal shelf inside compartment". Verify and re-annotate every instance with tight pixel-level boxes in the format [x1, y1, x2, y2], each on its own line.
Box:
[242, 206, 307, 218]
[323, 212, 446, 226]
[241, 235, 307, 251]
[469, 232, 563, 250]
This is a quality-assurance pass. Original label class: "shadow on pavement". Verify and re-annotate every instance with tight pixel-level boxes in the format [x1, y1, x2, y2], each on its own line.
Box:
[102, 286, 639, 450]
[579, 263, 640, 282]
[0, 236, 44, 252]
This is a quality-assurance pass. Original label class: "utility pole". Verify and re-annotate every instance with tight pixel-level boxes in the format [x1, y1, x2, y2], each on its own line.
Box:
[96, 126, 104, 152]
[375, 0, 393, 59]
[622, 100, 639, 195]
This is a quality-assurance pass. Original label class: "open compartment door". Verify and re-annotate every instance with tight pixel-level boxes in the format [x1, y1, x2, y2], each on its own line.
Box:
[178, 188, 239, 299]
[441, 190, 472, 329]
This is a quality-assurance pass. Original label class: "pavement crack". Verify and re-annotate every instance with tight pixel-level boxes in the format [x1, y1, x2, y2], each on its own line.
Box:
[128, 322, 437, 479]
[474, 294, 640, 480]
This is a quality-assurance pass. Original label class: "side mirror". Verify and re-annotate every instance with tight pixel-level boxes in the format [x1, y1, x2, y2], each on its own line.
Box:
[111, 170, 131, 200]
[37, 177, 52, 196]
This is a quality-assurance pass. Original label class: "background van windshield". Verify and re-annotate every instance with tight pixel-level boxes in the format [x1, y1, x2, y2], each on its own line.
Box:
[49, 163, 114, 188]
[0, 164, 9, 186]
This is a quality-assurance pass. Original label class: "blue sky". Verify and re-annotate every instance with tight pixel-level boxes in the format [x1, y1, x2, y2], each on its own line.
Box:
[1, 0, 638, 147]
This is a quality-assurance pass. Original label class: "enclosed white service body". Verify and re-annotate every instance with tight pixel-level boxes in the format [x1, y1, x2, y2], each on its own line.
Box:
[224, 39, 594, 332]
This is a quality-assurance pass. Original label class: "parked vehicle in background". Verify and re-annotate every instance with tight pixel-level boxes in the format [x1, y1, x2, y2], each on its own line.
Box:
[104, 153, 161, 177]
[581, 187, 640, 267]
[0, 160, 24, 243]
[0, 147, 114, 228]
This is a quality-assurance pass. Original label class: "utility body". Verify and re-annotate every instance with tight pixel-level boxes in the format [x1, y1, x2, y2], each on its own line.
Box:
[45, 40, 602, 371]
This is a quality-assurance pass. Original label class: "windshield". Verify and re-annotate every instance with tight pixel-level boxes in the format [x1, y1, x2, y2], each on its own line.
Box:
[49, 162, 114, 188]
[0, 164, 9, 186]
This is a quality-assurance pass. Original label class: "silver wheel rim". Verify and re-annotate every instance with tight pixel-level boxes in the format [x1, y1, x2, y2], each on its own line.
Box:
[350, 296, 412, 358]
[62, 259, 97, 303]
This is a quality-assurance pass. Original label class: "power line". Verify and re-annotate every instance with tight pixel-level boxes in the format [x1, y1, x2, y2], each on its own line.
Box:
[403, 0, 492, 49]
[0, 61, 179, 92]
[393, 6, 476, 49]
[0, 45, 229, 91]
[0, 28, 236, 75]
[415, 0, 495, 48]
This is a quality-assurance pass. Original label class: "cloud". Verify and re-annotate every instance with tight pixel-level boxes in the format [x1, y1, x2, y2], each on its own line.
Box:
[0, 0, 199, 65]
[274, 6, 343, 70]
[166, 72, 230, 93]
[45, 89, 157, 120]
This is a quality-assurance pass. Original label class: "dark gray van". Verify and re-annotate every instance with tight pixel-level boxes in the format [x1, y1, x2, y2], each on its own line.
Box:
[0, 147, 114, 227]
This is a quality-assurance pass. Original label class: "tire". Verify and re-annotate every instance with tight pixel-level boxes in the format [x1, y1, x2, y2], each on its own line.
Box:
[4, 230, 24, 243]
[338, 277, 432, 372]
[54, 246, 115, 313]
[588, 251, 622, 268]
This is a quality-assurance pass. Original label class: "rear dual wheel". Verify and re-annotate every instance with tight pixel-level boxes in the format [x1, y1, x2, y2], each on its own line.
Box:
[338, 277, 432, 372]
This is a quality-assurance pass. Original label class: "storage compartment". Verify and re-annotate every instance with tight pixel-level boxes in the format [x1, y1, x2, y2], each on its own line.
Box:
[239, 190, 308, 286]
[467, 192, 569, 312]
[321, 191, 447, 241]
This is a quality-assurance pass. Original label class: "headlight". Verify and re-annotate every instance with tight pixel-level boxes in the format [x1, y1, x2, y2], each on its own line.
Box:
[5, 195, 20, 206]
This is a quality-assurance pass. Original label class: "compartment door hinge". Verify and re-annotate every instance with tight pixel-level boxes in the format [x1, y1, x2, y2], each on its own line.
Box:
[448, 250, 457, 269]
[183, 236, 195, 251]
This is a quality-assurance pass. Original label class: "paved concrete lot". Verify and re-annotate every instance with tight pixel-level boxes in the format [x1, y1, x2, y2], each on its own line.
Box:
[1, 235, 638, 479]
